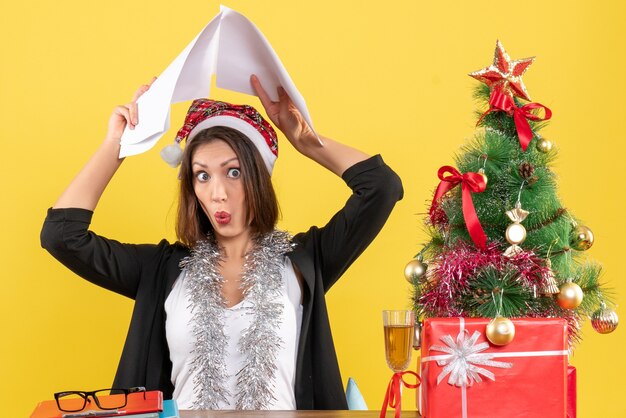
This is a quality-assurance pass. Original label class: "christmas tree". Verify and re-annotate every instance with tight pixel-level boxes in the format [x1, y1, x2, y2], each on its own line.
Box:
[408, 40, 618, 347]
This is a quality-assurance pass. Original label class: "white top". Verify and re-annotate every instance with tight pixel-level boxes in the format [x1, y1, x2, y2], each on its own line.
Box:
[164, 256, 303, 410]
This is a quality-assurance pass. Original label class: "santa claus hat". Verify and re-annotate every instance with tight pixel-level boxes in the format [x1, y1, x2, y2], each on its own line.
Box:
[161, 99, 278, 174]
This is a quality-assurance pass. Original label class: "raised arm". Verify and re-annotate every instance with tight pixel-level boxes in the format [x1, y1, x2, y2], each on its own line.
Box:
[53, 80, 155, 209]
[42, 80, 164, 299]
[251, 75, 403, 290]
[250, 75, 369, 176]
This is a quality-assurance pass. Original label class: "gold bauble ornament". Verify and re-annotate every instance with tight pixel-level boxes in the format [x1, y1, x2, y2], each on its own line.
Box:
[486, 317, 516, 346]
[591, 304, 619, 334]
[478, 168, 488, 186]
[404, 259, 427, 283]
[536, 137, 553, 153]
[556, 281, 584, 309]
[570, 225, 594, 251]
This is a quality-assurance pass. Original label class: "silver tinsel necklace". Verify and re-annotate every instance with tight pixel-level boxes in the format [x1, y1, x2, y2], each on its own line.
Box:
[180, 230, 294, 410]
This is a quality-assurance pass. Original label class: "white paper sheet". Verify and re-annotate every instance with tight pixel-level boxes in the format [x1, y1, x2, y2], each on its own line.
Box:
[119, 5, 316, 158]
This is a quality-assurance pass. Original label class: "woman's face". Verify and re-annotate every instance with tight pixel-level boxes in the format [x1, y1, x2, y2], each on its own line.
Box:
[191, 139, 250, 242]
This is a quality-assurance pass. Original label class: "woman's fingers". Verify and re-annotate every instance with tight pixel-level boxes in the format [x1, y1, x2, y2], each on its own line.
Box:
[277, 86, 288, 99]
[127, 102, 138, 128]
[106, 104, 133, 140]
[117, 104, 134, 129]
[127, 77, 157, 127]
[106, 78, 156, 140]
[250, 74, 274, 109]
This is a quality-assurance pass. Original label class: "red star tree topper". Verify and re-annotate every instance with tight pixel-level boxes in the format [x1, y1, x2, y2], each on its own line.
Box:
[469, 40, 535, 101]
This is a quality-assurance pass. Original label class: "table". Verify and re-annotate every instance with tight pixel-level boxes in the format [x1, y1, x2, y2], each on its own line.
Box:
[180, 411, 421, 417]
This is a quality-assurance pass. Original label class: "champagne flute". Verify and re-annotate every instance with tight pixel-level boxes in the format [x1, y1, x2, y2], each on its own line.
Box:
[382, 310, 414, 372]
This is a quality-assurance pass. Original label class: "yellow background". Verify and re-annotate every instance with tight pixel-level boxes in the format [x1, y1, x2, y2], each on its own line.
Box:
[1, 1, 624, 416]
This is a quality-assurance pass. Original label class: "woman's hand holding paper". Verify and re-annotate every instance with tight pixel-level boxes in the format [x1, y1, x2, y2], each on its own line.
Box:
[250, 74, 318, 152]
[106, 77, 156, 143]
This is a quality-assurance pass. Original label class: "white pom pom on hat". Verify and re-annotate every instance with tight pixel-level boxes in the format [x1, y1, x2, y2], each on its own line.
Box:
[162, 99, 278, 174]
[160, 142, 184, 168]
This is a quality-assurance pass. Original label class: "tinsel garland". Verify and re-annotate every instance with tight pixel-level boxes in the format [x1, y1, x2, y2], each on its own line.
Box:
[180, 230, 295, 410]
[414, 240, 584, 347]
[416, 241, 547, 316]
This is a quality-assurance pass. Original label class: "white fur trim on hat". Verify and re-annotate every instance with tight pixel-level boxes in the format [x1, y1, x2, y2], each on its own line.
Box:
[188, 116, 277, 174]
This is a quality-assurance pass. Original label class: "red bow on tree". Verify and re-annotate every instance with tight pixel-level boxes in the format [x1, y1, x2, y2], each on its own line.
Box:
[479, 88, 552, 151]
[429, 166, 487, 249]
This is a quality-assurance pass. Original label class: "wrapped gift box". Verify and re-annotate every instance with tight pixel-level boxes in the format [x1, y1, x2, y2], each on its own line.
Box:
[420, 317, 568, 418]
[567, 365, 577, 418]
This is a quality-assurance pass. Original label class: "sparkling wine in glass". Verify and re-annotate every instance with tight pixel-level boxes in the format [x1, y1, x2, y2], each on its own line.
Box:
[383, 310, 414, 372]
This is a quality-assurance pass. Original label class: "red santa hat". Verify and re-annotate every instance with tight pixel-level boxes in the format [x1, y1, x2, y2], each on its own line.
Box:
[161, 99, 278, 174]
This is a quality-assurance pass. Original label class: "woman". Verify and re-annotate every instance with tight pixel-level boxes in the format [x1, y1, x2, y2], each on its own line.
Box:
[41, 75, 403, 410]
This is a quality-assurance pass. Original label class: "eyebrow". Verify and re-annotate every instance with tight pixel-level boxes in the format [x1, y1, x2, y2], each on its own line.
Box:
[192, 157, 239, 169]
[220, 157, 239, 167]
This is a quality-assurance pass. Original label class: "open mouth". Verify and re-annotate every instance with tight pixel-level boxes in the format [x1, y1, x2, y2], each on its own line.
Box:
[214, 211, 231, 225]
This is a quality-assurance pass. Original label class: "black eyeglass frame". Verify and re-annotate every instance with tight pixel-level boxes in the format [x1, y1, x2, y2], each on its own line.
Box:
[53, 386, 146, 412]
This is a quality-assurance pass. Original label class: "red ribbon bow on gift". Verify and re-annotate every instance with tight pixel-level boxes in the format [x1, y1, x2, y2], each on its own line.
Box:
[478, 88, 552, 151]
[429, 166, 487, 249]
[380, 371, 421, 418]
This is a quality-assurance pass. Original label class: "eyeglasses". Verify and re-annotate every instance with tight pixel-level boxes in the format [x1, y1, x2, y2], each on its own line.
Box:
[53, 387, 146, 412]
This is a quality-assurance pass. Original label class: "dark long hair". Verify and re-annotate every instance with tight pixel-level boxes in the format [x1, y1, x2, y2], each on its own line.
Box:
[176, 126, 279, 247]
